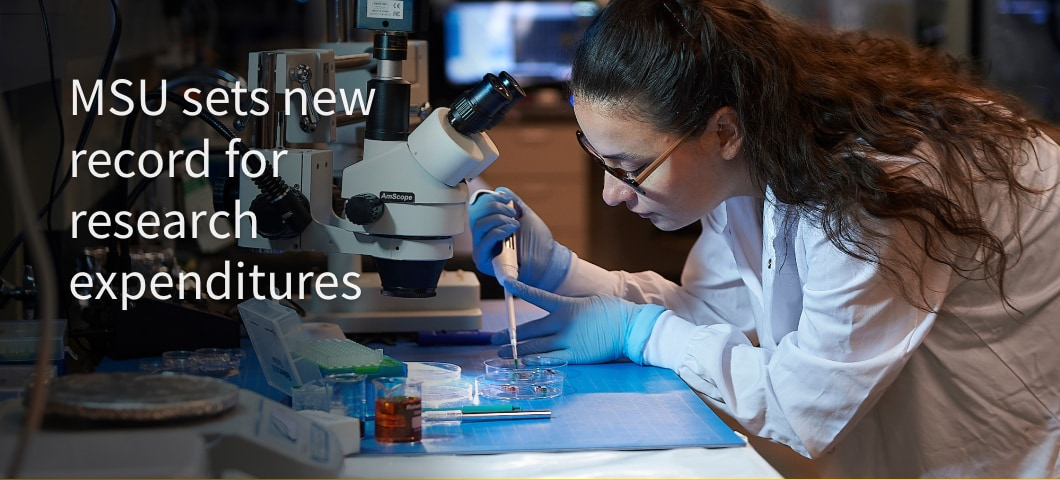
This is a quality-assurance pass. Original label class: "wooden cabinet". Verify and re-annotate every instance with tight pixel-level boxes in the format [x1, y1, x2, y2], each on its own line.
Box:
[479, 120, 593, 262]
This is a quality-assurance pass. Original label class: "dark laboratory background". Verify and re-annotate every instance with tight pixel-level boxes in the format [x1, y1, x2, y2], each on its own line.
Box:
[0, 0, 1057, 365]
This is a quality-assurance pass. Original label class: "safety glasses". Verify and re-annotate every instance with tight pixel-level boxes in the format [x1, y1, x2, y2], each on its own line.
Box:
[576, 129, 692, 195]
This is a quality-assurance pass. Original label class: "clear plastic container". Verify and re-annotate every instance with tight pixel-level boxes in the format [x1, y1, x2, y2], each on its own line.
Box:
[238, 299, 323, 395]
[0, 319, 67, 363]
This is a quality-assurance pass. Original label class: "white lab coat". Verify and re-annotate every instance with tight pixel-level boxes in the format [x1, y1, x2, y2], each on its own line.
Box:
[559, 133, 1060, 477]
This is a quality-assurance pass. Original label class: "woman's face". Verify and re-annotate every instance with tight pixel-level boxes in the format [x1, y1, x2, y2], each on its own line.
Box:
[573, 99, 754, 231]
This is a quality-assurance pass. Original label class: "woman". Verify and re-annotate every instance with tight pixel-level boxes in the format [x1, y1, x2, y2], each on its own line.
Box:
[469, 0, 1060, 477]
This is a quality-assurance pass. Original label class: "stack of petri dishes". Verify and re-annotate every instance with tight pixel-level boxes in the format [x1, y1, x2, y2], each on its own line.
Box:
[142, 348, 245, 379]
[405, 361, 473, 409]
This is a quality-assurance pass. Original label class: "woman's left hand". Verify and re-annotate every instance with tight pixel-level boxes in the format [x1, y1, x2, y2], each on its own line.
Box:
[491, 279, 666, 365]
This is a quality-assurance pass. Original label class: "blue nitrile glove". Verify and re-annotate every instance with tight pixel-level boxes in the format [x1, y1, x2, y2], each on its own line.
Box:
[492, 278, 667, 365]
[468, 187, 572, 291]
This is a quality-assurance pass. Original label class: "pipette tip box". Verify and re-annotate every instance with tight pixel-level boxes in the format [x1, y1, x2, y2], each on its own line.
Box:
[238, 299, 404, 397]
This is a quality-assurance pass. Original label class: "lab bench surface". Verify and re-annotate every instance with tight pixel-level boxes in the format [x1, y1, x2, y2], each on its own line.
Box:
[347, 299, 780, 477]
[96, 299, 782, 478]
[358, 349, 744, 456]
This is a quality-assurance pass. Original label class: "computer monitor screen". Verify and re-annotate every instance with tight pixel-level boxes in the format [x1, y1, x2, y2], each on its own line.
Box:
[443, 1, 600, 87]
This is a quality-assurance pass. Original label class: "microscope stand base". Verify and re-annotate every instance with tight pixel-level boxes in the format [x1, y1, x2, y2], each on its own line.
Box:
[303, 270, 483, 333]
[303, 307, 482, 334]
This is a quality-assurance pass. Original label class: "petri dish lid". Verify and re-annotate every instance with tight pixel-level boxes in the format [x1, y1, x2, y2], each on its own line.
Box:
[406, 361, 462, 385]
[483, 355, 567, 375]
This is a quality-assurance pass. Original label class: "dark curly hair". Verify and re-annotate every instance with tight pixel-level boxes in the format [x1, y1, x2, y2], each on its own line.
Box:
[570, 0, 1058, 311]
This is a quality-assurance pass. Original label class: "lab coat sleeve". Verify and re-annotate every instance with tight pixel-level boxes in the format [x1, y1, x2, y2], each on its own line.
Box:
[644, 215, 949, 458]
[557, 209, 757, 335]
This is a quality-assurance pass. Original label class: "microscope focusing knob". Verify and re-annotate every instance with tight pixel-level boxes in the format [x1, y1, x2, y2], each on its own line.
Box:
[345, 193, 385, 224]
[249, 189, 313, 239]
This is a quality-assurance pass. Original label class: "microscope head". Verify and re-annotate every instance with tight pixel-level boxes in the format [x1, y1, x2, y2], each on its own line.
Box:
[341, 72, 526, 298]
[237, 3, 526, 301]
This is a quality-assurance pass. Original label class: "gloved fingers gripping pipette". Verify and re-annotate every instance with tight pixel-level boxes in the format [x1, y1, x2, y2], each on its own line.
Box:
[468, 187, 573, 291]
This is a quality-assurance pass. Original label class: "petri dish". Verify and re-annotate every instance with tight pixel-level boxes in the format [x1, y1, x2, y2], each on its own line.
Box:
[475, 369, 565, 400]
[161, 350, 199, 374]
[420, 380, 474, 409]
[406, 361, 462, 386]
[194, 348, 234, 378]
[138, 358, 165, 374]
[407, 362, 471, 409]
[483, 355, 567, 375]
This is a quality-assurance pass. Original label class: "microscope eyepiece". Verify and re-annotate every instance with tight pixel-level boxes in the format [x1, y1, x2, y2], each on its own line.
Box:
[446, 73, 519, 135]
[484, 71, 526, 131]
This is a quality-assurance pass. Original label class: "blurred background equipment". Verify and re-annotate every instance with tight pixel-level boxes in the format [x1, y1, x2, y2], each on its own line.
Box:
[0, 0, 1055, 357]
[0, 0, 1056, 360]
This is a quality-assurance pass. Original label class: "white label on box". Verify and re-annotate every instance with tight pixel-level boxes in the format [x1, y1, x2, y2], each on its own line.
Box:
[367, 0, 403, 20]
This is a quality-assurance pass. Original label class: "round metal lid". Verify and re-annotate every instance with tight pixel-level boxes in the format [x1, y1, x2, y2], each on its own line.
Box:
[41, 372, 239, 423]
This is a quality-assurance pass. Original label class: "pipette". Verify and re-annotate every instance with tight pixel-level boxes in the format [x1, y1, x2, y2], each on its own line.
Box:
[491, 206, 520, 368]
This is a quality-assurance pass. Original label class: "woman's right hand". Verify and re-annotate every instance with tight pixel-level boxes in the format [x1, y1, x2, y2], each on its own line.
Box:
[468, 187, 572, 291]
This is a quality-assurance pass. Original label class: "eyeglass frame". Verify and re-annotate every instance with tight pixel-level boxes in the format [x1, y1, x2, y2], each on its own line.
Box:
[576, 129, 694, 195]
